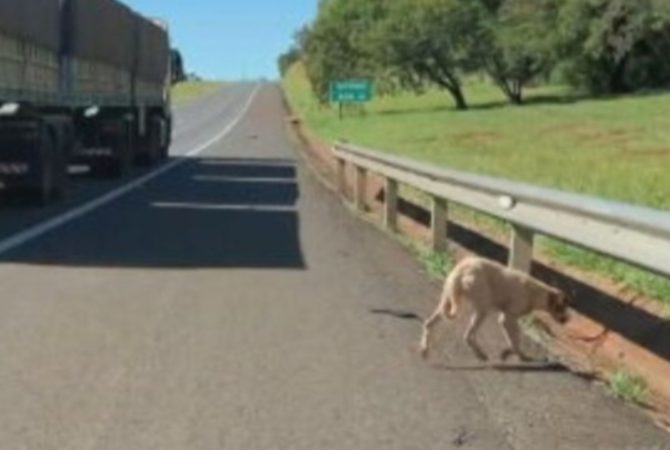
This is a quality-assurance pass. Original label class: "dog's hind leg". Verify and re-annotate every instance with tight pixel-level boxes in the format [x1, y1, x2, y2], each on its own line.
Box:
[464, 311, 489, 362]
[499, 313, 532, 362]
[419, 309, 443, 359]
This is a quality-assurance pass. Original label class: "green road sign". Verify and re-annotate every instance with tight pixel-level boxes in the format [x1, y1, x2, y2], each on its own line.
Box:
[330, 80, 373, 103]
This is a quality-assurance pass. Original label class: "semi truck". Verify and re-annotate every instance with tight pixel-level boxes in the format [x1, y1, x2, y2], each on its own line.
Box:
[0, 0, 172, 204]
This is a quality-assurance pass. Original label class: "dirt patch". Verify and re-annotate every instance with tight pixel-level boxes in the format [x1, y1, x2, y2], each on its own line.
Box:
[537, 122, 594, 136]
[450, 131, 502, 147]
[410, 135, 439, 145]
[617, 147, 670, 159]
[538, 123, 640, 148]
[578, 128, 640, 148]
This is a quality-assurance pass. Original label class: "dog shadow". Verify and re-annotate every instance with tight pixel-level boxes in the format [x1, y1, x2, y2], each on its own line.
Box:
[369, 309, 599, 383]
[431, 361, 597, 381]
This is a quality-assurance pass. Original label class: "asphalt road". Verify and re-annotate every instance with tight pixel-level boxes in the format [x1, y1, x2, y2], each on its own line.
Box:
[0, 83, 667, 449]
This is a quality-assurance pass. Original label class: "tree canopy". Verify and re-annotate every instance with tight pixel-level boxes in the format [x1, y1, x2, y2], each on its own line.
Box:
[280, 0, 670, 108]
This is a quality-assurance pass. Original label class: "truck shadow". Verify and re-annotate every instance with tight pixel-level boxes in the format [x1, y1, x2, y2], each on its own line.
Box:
[0, 156, 306, 270]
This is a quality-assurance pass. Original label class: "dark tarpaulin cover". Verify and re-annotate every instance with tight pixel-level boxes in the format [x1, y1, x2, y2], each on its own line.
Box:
[67, 0, 135, 69]
[0, 0, 60, 51]
[136, 17, 170, 83]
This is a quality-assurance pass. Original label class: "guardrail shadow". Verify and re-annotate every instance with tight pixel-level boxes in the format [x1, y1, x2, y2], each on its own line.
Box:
[385, 193, 670, 364]
[0, 156, 306, 270]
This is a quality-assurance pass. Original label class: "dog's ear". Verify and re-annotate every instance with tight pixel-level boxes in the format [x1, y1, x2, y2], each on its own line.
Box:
[547, 290, 570, 324]
[548, 290, 566, 310]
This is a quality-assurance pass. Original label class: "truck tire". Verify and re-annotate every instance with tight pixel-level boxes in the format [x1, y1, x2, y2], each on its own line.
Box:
[91, 119, 132, 179]
[50, 121, 71, 198]
[108, 120, 133, 178]
[27, 125, 61, 205]
[135, 116, 162, 167]
[51, 128, 68, 200]
[159, 116, 171, 160]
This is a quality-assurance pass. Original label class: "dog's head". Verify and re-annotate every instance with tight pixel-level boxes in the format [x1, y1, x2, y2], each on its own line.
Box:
[546, 290, 570, 324]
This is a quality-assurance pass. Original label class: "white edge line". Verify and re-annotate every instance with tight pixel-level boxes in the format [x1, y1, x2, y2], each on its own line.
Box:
[172, 87, 242, 139]
[152, 202, 296, 213]
[0, 84, 261, 257]
[192, 175, 296, 184]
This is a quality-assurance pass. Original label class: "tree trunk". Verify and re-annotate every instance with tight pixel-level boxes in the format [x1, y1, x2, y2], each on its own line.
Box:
[488, 65, 524, 106]
[421, 58, 469, 111]
[608, 56, 630, 94]
[448, 85, 468, 110]
[509, 81, 524, 105]
[495, 76, 524, 105]
[509, 91, 523, 105]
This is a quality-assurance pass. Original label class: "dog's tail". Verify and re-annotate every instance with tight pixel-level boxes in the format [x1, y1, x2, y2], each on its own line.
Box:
[443, 272, 464, 319]
[444, 294, 459, 319]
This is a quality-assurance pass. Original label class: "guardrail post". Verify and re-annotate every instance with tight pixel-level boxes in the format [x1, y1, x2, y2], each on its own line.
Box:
[509, 225, 534, 273]
[431, 196, 448, 253]
[336, 158, 346, 197]
[384, 178, 398, 231]
[355, 166, 367, 211]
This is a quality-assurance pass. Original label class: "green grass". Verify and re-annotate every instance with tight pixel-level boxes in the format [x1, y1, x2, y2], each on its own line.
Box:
[284, 63, 670, 210]
[541, 239, 670, 303]
[413, 245, 454, 280]
[171, 81, 224, 105]
[283, 62, 670, 306]
[608, 370, 649, 405]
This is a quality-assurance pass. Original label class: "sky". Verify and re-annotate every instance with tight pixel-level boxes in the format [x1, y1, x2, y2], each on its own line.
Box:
[127, 1, 317, 81]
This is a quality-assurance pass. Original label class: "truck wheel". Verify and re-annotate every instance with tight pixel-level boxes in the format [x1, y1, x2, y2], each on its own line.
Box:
[28, 126, 59, 205]
[159, 116, 171, 160]
[92, 119, 132, 179]
[51, 123, 71, 199]
[136, 116, 162, 167]
[108, 120, 133, 178]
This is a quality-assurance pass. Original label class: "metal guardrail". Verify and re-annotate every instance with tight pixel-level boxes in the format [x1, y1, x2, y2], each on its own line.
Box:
[333, 142, 670, 277]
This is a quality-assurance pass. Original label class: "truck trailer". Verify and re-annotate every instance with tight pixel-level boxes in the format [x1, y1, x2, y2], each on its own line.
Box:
[0, 0, 172, 203]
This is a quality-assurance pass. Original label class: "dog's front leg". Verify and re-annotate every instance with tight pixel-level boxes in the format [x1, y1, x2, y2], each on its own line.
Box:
[499, 314, 532, 362]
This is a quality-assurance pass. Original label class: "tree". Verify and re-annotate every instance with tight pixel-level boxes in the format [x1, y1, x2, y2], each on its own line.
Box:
[302, 0, 385, 103]
[277, 26, 310, 77]
[373, 0, 487, 110]
[278, 47, 301, 77]
[557, 0, 670, 93]
[482, 0, 560, 104]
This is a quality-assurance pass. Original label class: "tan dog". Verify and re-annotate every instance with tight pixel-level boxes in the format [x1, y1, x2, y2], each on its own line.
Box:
[419, 256, 569, 362]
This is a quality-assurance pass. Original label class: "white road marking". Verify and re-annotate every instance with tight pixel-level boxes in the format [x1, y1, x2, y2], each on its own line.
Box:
[192, 175, 296, 184]
[0, 85, 261, 257]
[171, 87, 241, 139]
[151, 201, 297, 213]
[198, 158, 294, 166]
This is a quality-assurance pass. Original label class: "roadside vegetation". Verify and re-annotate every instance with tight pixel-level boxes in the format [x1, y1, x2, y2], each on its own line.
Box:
[410, 243, 454, 280]
[608, 369, 649, 405]
[284, 62, 670, 305]
[171, 81, 224, 105]
[280, 0, 670, 306]
[280, 0, 670, 208]
[281, 0, 670, 108]
[284, 62, 670, 210]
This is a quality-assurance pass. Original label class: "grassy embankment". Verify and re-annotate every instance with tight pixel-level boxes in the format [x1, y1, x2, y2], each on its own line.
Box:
[171, 81, 224, 105]
[283, 63, 670, 306]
